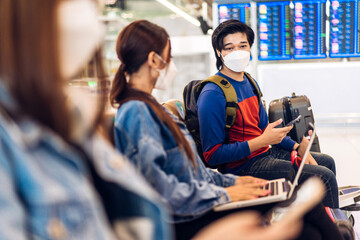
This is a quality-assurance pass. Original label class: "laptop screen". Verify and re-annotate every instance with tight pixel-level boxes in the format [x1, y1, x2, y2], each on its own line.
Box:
[288, 123, 317, 198]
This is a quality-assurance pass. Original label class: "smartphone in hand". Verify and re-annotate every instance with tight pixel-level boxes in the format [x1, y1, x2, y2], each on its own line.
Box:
[285, 115, 302, 127]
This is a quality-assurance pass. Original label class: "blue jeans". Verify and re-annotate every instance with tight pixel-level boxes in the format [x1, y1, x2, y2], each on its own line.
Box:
[224, 146, 339, 208]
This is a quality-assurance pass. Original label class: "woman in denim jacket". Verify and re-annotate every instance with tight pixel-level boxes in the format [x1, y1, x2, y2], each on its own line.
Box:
[110, 20, 274, 240]
[110, 20, 347, 240]
[0, 0, 171, 239]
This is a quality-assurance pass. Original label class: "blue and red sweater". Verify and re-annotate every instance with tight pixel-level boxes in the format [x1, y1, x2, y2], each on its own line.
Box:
[197, 72, 295, 173]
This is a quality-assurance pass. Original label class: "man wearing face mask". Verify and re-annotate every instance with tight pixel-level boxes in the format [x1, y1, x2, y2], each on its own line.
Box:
[197, 19, 339, 209]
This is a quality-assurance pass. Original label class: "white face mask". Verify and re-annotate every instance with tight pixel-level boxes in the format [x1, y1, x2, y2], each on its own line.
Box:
[154, 54, 178, 90]
[57, 0, 104, 78]
[221, 50, 250, 73]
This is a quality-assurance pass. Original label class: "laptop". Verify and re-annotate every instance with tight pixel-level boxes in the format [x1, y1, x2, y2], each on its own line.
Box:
[214, 123, 317, 211]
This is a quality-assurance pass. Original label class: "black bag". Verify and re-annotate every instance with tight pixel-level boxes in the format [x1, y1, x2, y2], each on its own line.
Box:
[268, 92, 321, 152]
[326, 208, 355, 240]
[183, 73, 262, 167]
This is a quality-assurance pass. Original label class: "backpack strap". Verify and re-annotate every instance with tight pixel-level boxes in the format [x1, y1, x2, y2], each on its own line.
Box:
[196, 75, 238, 144]
[194, 73, 262, 145]
[244, 72, 263, 106]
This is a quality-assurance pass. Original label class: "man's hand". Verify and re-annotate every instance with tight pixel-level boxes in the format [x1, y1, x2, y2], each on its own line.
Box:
[305, 155, 318, 165]
[249, 119, 293, 153]
[262, 119, 293, 145]
[295, 131, 318, 165]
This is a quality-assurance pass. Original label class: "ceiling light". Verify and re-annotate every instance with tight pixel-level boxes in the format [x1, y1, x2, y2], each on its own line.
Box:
[156, 0, 200, 27]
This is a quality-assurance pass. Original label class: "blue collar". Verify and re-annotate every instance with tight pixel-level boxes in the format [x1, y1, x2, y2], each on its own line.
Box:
[216, 71, 248, 85]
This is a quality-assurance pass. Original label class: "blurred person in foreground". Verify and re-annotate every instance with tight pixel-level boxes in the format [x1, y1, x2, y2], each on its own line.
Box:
[0, 0, 169, 239]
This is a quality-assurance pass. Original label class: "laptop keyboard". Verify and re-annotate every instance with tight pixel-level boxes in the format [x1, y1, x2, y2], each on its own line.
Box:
[263, 181, 279, 196]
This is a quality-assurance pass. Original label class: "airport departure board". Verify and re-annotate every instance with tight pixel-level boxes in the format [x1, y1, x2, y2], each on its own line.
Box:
[218, 3, 251, 26]
[329, 0, 360, 57]
[258, 1, 292, 61]
[293, 0, 327, 59]
[214, 0, 360, 60]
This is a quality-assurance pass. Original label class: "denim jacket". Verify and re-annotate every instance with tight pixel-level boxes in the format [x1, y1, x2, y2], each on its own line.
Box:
[114, 100, 238, 223]
[0, 84, 171, 240]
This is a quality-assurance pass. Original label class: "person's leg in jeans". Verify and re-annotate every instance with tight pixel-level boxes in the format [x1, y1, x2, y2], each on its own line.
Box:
[269, 146, 339, 208]
[308, 151, 336, 175]
[237, 150, 339, 208]
[271, 145, 337, 175]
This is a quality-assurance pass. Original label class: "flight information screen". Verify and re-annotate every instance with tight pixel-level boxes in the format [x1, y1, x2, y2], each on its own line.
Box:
[329, 0, 360, 57]
[293, 0, 327, 59]
[257, 1, 292, 61]
[218, 3, 251, 26]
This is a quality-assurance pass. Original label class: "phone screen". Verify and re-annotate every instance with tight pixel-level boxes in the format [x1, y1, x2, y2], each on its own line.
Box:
[285, 115, 302, 127]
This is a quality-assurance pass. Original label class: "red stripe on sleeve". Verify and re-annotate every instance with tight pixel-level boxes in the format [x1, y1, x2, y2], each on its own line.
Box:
[203, 144, 222, 163]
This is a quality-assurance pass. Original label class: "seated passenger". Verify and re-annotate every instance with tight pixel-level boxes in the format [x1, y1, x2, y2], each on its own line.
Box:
[196, 19, 339, 208]
[110, 19, 344, 240]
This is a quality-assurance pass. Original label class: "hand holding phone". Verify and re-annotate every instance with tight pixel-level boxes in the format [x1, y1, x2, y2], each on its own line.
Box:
[285, 115, 302, 127]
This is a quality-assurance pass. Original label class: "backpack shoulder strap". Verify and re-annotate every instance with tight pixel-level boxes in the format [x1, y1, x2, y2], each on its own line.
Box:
[196, 75, 238, 144]
[244, 72, 263, 106]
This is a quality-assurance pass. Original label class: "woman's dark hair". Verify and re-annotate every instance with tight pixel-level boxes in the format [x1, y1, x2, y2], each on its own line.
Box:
[110, 20, 195, 165]
[0, 0, 107, 142]
[212, 19, 255, 70]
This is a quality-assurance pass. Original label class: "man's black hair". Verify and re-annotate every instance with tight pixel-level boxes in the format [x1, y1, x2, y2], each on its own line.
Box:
[212, 19, 255, 70]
